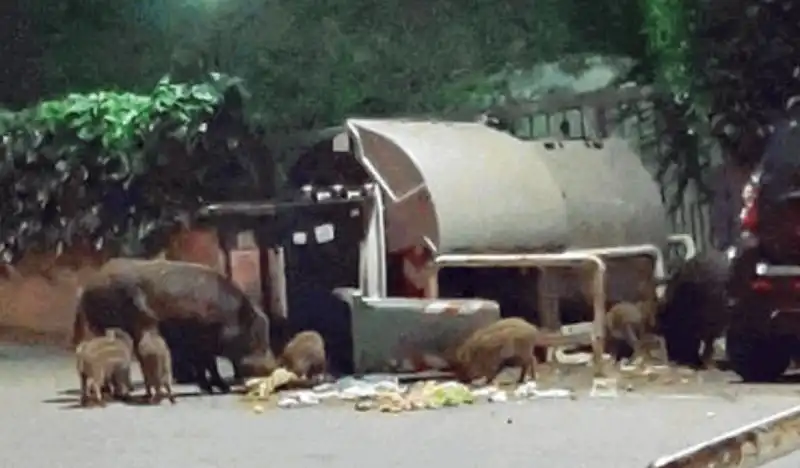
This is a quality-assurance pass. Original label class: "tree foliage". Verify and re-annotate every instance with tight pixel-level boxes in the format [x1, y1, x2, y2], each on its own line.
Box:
[642, 0, 800, 169]
[0, 73, 272, 263]
[688, 0, 800, 168]
[5, 0, 650, 131]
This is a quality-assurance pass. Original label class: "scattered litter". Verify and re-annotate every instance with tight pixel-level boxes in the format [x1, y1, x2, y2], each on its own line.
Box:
[244, 368, 299, 400]
[512, 381, 574, 399]
[313, 390, 341, 400]
[513, 381, 538, 398]
[354, 400, 374, 411]
[337, 375, 405, 401]
[277, 397, 300, 408]
[294, 391, 321, 405]
[471, 386, 499, 397]
[313, 382, 336, 393]
[275, 391, 323, 408]
[590, 378, 619, 398]
[532, 388, 574, 399]
[242, 359, 718, 413]
[340, 385, 378, 400]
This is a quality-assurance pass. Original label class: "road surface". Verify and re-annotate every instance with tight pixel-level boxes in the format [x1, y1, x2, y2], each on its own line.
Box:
[2, 342, 800, 468]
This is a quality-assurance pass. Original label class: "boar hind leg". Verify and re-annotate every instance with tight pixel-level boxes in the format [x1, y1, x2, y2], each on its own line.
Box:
[486, 363, 505, 386]
[520, 353, 538, 383]
[144, 382, 155, 402]
[111, 370, 132, 401]
[79, 373, 90, 407]
[207, 360, 230, 394]
[623, 326, 643, 362]
[163, 381, 177, 404]
[193, 366, 214, 395]
[87, 379, 104, 407]
[700, 338, 716, 369]
[231, 362, 243, 382]
[191, 356, 226, 394]
[172, 353, 196, 384]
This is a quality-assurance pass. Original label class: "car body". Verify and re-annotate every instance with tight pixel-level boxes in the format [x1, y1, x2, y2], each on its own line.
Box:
[726, 116, 800, 381]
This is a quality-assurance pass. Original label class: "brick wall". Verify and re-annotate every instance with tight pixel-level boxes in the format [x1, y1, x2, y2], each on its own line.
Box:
[0, 229, 222, 347]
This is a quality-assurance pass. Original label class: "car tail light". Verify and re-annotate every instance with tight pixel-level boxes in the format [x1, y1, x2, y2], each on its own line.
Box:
[740, 171, 761, 233]
[750, 278, 773, 292]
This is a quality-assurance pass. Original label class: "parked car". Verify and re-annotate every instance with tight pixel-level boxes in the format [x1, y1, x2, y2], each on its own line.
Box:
[726, 116, 800, 381]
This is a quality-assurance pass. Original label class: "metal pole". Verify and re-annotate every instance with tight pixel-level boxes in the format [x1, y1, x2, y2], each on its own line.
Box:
[647, 405, 800, 467]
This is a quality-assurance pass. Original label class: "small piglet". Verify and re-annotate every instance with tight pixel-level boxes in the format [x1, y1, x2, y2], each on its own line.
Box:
[452, 317, 539, 385]
[605, 301, 648, 361]
[137, 327, 177, 404]
[75, 328, 134, 407]
[279, 330, 327, 382]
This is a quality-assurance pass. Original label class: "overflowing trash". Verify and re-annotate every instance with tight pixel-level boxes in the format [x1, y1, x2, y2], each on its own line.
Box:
[241, 370, 589, 413]
[242, 357, 707, 414]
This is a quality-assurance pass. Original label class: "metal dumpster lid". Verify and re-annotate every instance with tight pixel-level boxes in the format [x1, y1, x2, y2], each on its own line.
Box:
[345, 118, 569, 254]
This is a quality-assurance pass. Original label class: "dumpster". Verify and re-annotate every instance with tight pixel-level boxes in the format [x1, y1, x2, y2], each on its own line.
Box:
[332, 288, 500, 374]
[196, 186, 374, 374]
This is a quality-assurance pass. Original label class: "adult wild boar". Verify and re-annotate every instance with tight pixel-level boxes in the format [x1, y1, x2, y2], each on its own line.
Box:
[73, 258, 285, 391]
[658, 249, 730, 368]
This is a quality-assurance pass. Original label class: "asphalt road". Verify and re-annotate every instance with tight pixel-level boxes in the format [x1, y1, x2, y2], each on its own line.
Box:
[2, 342, 800, 468]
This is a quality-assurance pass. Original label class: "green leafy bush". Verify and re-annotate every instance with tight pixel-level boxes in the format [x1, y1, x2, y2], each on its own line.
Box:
[0, 73, 273, 263]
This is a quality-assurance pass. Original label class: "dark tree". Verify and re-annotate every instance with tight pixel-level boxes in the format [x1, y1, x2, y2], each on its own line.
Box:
[689, 0, 800, 167]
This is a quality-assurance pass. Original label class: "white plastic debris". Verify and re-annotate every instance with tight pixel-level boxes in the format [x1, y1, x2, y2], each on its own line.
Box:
[513, 381, 539, 398]
[313, 390, 341, 400]
[339, 384, 378, 400]
[532, 388, 574, 399]
[373, 381, 404, 393]
[488, 390, 508, 403]
[294, 391, 321, 405]
[313, 382, 336, 393]
[277, 397, 300, 408]
[590, 377, 619, 398]
[471, 386, 499, 397]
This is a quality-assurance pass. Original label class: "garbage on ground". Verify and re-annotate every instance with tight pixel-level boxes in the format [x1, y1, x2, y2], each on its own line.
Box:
[590, 377, 619, 398]
[488, 390, 508, 403]
[244, 368, 300, 400]
[244, 371, 590, 413]
[512, 381, 575, 399]
[276, 390, 325, 408]
[471, 385, 499, 398]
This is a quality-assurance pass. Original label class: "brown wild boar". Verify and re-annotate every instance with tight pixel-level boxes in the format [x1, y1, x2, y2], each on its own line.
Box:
[138, 327, 177, 404]
[451, 317, 540, 385]
[72, 258, 284, 393]
[279, 330, 327, 382]
[75, 328, 135, 407]
[604, 301, 649, 362]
